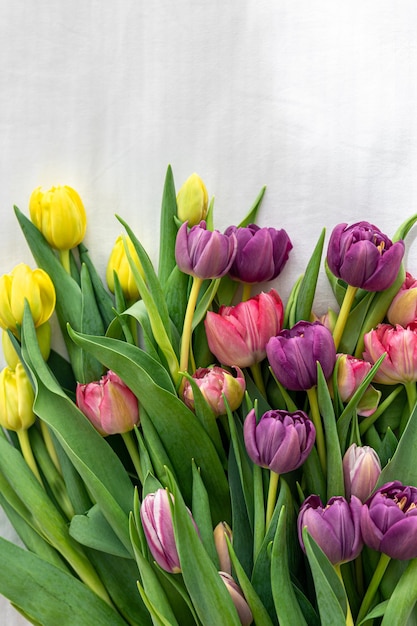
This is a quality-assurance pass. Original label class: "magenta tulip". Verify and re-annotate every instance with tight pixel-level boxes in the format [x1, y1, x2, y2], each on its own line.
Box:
[361, 481, 417, 560]
[387, 272, 417, 327]
[182, 365, 245, 416]
[204, 289, 284, 368]
[363, 323, 417, 384]
[76, 370, 139, 436]
[224, 223, 292, 284]
[298, 494, 363, 565]
[243, 408, 315, 473]
[327, 221, 404, 291]
[335, 353, 381, 417]
[343, 444, 381, 502]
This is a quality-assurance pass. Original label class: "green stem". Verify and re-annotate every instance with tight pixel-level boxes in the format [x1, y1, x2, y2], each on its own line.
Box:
[359, 385, 403, 436]
[250, 361, 266, 398]
[332, 285, 358, 351]
[179, 276, 203, 375]
[122, 431, 143, 484]
[242, 283, 252, 302]
[59, 249, 71, 274]
[265, 470, 279, 530]
[334, 564, 354, 626]
[253, 464, 265, 562]
[400, 381, 417, 436]
[356, 553, 391, 624]
[306, 386, 326, 475]
[40, 420, 62, 474]
[17, 429, 43, 486]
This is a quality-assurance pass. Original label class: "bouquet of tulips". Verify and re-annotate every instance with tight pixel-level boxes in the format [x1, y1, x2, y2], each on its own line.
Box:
[1, 166, 417, 626]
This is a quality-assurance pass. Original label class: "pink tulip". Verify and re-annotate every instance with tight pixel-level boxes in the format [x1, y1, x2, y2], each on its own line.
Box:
[387, 272, 417, 327]
[76, 370, 139, 435]
[335, 353, 381, 417]
[343, 444, 381, 502]
[204, 289, 284, 368]
[363, 323, 417, 385]
[182, 365, 245, 416]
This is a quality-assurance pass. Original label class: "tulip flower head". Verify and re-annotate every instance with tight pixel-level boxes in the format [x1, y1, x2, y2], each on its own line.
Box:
[140, 489, 198, 573]
[219, 572, 253, 626]
[76, 370, 139, 436]
[298, 494, 363, 565]
[205, 289, 284, 368]
[106, 235, 144, 301]
[0, 263, 56, 336]
[327, 221, 404, 291]
[335, 353, 381, 417]
[363, 323, 417, 385]
[0, 363, 36, 431]
[361, 481, 417, 560]
[244, 408, 315, 474]
[176, 173, 208, 226]
[266, 321, 336, 391]
[182, 365, 245, 416]
[175, 220, 237, 279]
[29, 185, 87, 251]
[213, 521, 233, 574]
[224, 223, 292, 284]
[387, 272, 417, 327]
[343, 444, 381, 502]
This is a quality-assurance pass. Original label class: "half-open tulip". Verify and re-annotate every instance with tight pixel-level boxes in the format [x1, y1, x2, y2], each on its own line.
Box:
[205, 290, 284, 368]
[335, 353, 381, 417]
[363, 323, 417, 384]
[176, 173, 208, 226]
[175, 221, 237, 279]
[182, 365, 245, 416]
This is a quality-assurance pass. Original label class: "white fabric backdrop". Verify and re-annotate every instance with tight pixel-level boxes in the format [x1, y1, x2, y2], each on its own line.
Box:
[1, 1, 417, 623]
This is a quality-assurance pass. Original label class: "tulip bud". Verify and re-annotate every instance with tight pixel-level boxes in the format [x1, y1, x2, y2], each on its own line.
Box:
[387, 272, 417, 327]
[361, 481, 417, 560]
[244, 408, 315, 474]
[225, 223, 292, 284]
[175, 221, 237, 279]
[219, 572, 253, 626]
[213, 521, 233, 574]
[29, 185, 87, 251]
[298, 494, 363, 565]
[0, 263, 56, 335]
[106, 235, 144, 301]
[0, 364, 35, 431]
[76, 370, 139, 436]
[343, 444, 381, 502]
[2, 322, 51, 370]
[335, 353, 381, 417]
[363, 323, 417, 385]
[205, 290, 284, 368]
[266, 321, 336, 391]
[140, 489, 199, 573]
[176, 173, 208, 226]
[327, 221, 404, 291]
[182, 366, 245, 416]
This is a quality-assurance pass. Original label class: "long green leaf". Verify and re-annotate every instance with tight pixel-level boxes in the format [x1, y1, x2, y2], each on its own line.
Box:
[158, 164, 178, 286]
[294, 228, 325, 323]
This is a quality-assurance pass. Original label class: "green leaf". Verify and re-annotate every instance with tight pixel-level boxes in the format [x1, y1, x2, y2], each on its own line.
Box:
[294, 228, 325, 323]
[238, 185, 267, 227]
[80, 263, 106, 381]
[79, 242, 115, 329]
[377, 401, 417, 487]
[191, 462, 218, 567]
[158, 165, 179, 286]
[381, 558, 417, 625]
[392, 212, 417, 242]
[70, 504, 132, 558]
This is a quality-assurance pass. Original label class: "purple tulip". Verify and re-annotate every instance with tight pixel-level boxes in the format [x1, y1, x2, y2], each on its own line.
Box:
[224, 223, 292, 284]
[140, 489, 199, 573]
[361, 481, 417, 560]
[298, 494, 363, 565]
[266, 321, 336, 391]
[327, 221, 404, 292]
[243, 408, 315, 473]
[175, 220, 237, 279]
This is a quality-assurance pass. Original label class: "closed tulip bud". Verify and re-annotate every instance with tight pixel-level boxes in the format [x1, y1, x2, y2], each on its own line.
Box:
[175, 221, 237, 279]
[363, 323, 417, 384]
[266, 321, 336, 391]
[218, 572, 253, 626]
[335, 353, 381, 417]
[361, 481, 417, 560]
[327, 221, 404, 292]
[0, 364, 35, 431]
[387, 272, 417, 327]
[0, 263, 56, 335]
[225, 223, 292, 284]
[76, 370, 139, 436]
[343, 444, 381, 502]
[29, 185, 87, 251]
[182, 365, 245, 416]
[176, 173, 208, 226]
[140, 489, 199, 573]
[205, 290, 284, 368]
[2, 322, 51, 369]
[106, 235, 144, 301]
[244, 408, 315, 474]
[298, 494, 363, 565]
[213, 521, 233, 574]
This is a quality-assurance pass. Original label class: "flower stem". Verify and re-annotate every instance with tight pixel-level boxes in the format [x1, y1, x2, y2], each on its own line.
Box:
[17, 429, 43, 486]
[40, 420, 62, 474]
[332, 284, 358, 351]
[179, 276, 203, 375]
[356, 552, 391, 624]
[250, 361, 266, 398]
[59, 249, 71, 274]
[400, 381, 417, 435]
[265, 470, 279, 530]
[306, 386, 326, 475]
[122, 431, 143, 484]
[253, 464, 265, 562]
[359, 385, 403, 436]
[333, 564, 354, 626]
[242, 283, 252, 302]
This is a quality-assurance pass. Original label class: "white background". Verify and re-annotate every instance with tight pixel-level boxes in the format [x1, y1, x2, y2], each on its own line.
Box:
[1, 2, 417, 623]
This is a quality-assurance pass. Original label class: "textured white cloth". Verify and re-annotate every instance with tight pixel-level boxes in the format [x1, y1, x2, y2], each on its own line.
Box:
[1, 1, 417, 623]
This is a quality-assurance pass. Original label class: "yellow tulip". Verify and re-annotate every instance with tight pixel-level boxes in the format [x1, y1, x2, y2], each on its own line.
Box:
[0, 263, 56, 334]
[176, 173, 208, 226]
[0, 363, 35, 431]
[106, 235, 144, 301]
[2, 322, 51, 369]
[29, 185, 87, 251]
